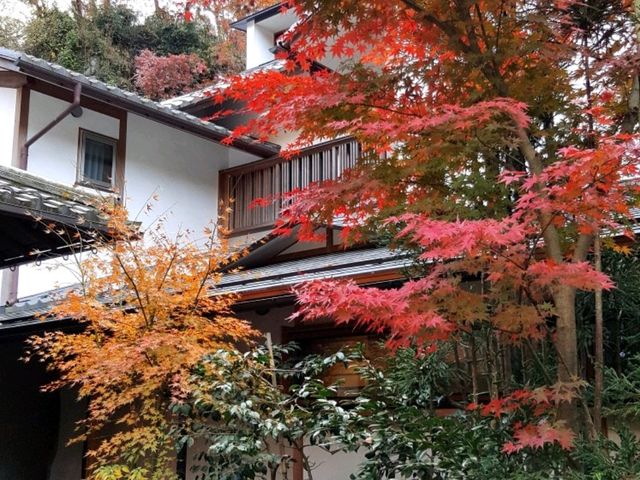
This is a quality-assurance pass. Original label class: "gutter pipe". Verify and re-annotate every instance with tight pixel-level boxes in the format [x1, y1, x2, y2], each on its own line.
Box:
[20, 83, 83, 169]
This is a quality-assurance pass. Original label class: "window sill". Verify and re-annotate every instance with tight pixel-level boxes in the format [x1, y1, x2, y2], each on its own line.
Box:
[74, 181, 120, 200]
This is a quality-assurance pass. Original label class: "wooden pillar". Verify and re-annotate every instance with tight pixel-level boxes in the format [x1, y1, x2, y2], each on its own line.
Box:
[2, 81, 30, 305]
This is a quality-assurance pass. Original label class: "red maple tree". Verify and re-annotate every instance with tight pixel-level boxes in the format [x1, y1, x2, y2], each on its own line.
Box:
[135, 49, 208, 100]
[199, 0, 639, 447]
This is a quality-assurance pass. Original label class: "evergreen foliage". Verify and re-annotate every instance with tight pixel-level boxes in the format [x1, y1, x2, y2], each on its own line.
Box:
[177, 343, 640, 479]
[1, 2, 235, 94]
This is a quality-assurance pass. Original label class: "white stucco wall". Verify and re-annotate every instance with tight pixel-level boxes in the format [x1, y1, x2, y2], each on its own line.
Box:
[228, 147, 260, 169]
[269, 130, 300, 149]
[0, 87, 17, 166]
[26, 91, 119, 185]
[15, 104, 231, 298]
[305, 446, 368, 479]
[124, 113, 227, 237]
[246, 20, 276, 69]
[15, 92, 121, 297]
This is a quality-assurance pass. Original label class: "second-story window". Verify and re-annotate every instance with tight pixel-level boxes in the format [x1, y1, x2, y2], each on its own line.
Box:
[274, 29, 288, 46]
[77, 129, 117, 191]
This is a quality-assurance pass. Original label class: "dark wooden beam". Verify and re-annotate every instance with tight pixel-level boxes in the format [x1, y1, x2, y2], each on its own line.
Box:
[30, 78, 126, 120]
[115, 113, 127, 197]
[13, 85, 30, 168]
[0, 71, 27, 88]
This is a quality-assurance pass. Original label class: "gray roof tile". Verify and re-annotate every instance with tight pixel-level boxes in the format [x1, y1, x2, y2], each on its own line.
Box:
[161, 59, 287, 110]
[0, 247, 410, 330]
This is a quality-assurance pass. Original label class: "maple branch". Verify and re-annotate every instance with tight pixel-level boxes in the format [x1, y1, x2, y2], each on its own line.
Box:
[31, 216, 93, 297]
[473, 2, 502, 80]
[192, 223, 222, 312]
[156, 235, 181, 294]
[400, 0, 477, 57]
[522, 228, 546, 272]
[397, 0, 424, 13]
[473, 132, 526, 169]
[488, 247, 526, 272]
[346, 101, 422, 117]
[473, 3, 490, 50]
[142, 350, 157, 367]
[520, 285, 555, 332]
[114, 252, 151, 327]
[123, 232, 154, 320]
[495, 0, 505, 52]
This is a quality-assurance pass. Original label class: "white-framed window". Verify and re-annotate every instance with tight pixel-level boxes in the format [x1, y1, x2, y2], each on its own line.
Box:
[77, 129, 117, 191]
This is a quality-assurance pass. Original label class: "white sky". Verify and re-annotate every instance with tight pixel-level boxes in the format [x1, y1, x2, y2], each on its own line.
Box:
[2, 0, 161, 21]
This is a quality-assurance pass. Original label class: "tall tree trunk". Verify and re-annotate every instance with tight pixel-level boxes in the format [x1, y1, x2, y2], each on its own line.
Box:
[621, 1, 640, 133]
[593, 234, 603, 434]
[621, 75, 639, 134]
[408, 0, 587, 429]
[72, 0, 84, 19]
[555, 284, 579, 426]
[516, 125, 586, 429]
[469, 333, 480, 403]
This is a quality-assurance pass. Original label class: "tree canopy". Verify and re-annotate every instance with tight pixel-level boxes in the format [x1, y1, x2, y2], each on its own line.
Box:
[215, 0, 640, 445]
[0, 0, 271, 96]
[26, 205, 257, 478]
[22, 0, 640, 477]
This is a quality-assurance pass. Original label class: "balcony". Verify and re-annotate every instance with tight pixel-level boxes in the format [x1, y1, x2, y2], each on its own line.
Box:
[220, 137, 361, 234]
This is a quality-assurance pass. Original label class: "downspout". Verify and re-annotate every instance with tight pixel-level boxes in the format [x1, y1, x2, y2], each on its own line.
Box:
[20, 82, 83, 169]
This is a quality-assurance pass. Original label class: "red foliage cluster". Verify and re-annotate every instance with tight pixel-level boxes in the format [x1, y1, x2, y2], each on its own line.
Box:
[134, 49, 207, 100]
[468, 383, 581, 453]
[207, 0, 639, 452]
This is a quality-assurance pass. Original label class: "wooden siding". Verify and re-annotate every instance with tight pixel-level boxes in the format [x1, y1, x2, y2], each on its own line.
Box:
[220, 137, 361, 233]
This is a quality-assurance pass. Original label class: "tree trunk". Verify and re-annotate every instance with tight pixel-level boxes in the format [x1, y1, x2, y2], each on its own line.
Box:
[410, 0, 587, 430]
[554, 284, 579, 426]
[469, 333, 479, 403]
[72, 0, 84, 18]
[514, 125, 584, 429]
[593, 234, 603, 434]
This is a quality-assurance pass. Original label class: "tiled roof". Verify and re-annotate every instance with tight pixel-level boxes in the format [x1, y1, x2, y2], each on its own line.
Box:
[0, 49, 280, 158]
[161, 59, 287, 111]
[0, 165, 111, 269]
[0, 165, 106, 227]
[0, 247, 410, 331]
[215, 247, 411, 295]
[230, 3, 286, 32]
[0, 287, 71, 328]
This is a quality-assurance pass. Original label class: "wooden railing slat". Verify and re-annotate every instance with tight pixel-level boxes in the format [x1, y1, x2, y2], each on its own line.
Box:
[221, 137, 361, 232]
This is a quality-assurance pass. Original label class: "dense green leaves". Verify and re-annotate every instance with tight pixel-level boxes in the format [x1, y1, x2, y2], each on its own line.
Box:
[178, 343, 640, 479]
[177, 344, 362, 480]
[10, 3, 227, 92]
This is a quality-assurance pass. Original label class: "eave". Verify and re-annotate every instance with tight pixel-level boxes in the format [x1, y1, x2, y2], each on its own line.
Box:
[0, 165, 113, 269]
[0, 49, 280, 158]
[230, 3, 285, 32]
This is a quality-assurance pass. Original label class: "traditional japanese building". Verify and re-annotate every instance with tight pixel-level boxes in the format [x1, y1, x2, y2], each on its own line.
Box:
[0, 4, 409, 479]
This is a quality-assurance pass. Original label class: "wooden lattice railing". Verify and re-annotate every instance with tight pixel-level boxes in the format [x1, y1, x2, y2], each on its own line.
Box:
[219, 137, 361, 234]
